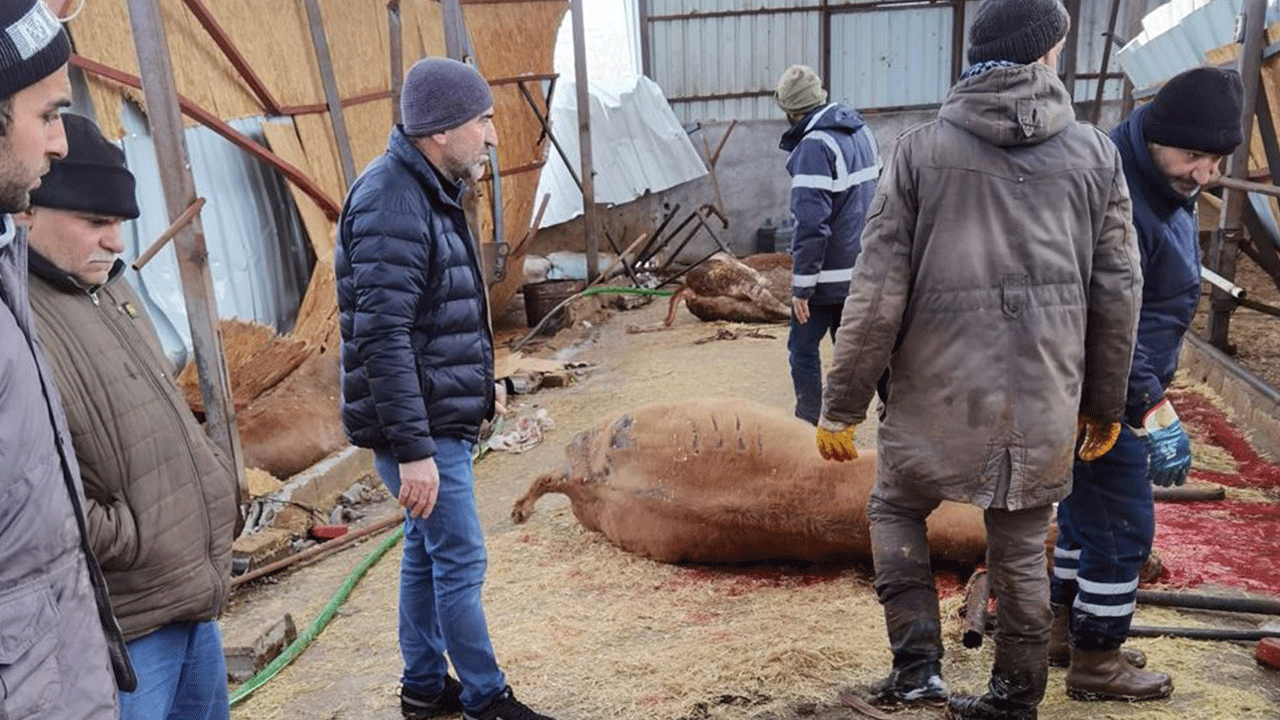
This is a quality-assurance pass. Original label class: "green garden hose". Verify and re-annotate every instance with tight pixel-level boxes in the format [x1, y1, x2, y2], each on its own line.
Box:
[228, 524, 405, 707]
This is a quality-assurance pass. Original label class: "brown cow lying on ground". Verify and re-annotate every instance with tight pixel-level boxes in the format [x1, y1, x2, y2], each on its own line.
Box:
[512, 397, 990, 565]
[664, 253, 792, 326]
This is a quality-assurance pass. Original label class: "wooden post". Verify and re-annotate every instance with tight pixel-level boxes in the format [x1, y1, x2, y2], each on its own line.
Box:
[1206, 0, 1267, 352]
[570, 0, 599, 281]
[302, 0, 357, 189]
[124, 0, 248, 505]
[1061, 0, 1083, 100]
[389, 0, 403, 125]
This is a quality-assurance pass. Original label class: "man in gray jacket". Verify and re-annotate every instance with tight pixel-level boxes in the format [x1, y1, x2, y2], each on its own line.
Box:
[0, 1, 136, 718]
[815, 1, 1141, 719]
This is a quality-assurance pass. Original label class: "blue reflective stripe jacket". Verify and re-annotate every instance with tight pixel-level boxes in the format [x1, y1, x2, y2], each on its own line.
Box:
[780, 103, 880, 305]
[1111, 105, 1202, 426]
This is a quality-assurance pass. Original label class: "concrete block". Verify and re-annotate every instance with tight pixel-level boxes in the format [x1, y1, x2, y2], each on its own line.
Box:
[267, 445, 374, 535]
[224, 613, 298, 683]
[232, 528, 293, 570]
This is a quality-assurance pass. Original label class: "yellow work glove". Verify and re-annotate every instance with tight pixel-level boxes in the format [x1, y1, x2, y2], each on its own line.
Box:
[816, 417, 858, 462]
[1076, 415, 1121, 462]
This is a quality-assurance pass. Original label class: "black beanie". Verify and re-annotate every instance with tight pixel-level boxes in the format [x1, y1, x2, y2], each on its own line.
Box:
[30, 114, 139, 219]
[0, 1, 70, 99]
[1142, 67, 1245, 156]
[401, 57, 493, 137]
[968, 0, 1070, 65]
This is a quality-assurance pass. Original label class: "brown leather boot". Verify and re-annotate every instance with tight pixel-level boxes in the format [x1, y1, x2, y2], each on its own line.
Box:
[1047, 607, 1147, 668]
[1065, 648, 1173, 701]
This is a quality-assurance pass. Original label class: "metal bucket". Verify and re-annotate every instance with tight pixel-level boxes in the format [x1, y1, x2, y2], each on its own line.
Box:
[522, 279, 583, 329]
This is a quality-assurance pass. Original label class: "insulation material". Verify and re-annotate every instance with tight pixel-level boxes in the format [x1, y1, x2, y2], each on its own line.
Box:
[69, 0, 567, 430]
[261, 120, 335, 262]
[176, 319, 310, 412]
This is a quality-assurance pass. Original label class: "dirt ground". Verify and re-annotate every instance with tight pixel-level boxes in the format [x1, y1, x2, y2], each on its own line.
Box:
[1192, 241, 1280, 390]
[224, 297, 1280, 720]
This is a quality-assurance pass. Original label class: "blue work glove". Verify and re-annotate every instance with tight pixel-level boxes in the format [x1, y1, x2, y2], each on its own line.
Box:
[1138, 399, 1191, 487]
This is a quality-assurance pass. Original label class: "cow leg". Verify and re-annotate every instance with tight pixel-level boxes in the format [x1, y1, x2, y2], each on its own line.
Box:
[664, 287, 694, 326]
[511, 471, 571, 523]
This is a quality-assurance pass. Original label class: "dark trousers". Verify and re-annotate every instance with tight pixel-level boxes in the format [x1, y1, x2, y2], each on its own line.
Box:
[788, 302, 843, 425]
[867, 469, 1052, 704]
[1051, 425, 1154, 650]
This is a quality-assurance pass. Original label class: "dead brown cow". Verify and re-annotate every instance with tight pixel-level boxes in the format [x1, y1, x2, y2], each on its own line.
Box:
[664, 253, 793, 326]
[512, 398, 990, 565]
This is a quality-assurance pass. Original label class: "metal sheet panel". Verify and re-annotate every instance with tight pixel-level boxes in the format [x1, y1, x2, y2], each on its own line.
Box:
[1115, 0, 1280, 91]
[830, 6, 954, 109]
[650, 0, 822, 122]
[118, 103, 312, 367]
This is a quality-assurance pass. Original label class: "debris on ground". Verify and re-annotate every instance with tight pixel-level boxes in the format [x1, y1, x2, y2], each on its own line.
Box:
[694, 326, 779, 344]
[486, 407, 555, 454]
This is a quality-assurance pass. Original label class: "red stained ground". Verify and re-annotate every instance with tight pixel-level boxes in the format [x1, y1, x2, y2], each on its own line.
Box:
[1153, 388, 1280, 593]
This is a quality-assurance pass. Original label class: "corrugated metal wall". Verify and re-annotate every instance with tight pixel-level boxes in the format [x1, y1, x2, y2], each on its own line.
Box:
[117, 102, 313, 368]
[646, 0, 1162, 123]
[830, 5, 955, 109]
[649, 0, 823, 122]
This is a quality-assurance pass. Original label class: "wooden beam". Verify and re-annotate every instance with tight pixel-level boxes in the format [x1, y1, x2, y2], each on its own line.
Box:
[301, 0, 357, 189]
[124, 0, 248, 505]
[70, 54, 340, 220]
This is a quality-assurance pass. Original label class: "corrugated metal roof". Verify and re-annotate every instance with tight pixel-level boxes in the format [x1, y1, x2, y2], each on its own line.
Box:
[1116, 0, 1280, 91]
[117, 102, 312, 368]
[534, 75, 708, 227]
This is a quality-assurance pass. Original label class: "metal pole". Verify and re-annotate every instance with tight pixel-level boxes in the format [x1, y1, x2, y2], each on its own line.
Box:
[1206, 0, 1267, 352]
[441, 0, 469, 61]
[388, 0, 403, 126]
[1061, 0, 1082, 99]
[1120, 0, 1148, 118]
[570, 0, 599, 281]
[302, 0, 357, 190]
[637, 0, 652, 79]
[124, 0, 247, 506]
[1091, 0, 1124, 125]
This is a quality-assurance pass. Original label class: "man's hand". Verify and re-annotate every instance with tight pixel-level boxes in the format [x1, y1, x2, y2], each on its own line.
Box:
[792, 296, 810, 324]
[398, 457, 440, 519]
[494, 381, 508, 416]
[1076, 415, 1121, 461]
[1139, 399, 1191, 487]
[816, 417, 858, 462]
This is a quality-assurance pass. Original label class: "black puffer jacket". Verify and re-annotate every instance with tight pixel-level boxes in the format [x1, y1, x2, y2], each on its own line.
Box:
[336, 128, 495, 462]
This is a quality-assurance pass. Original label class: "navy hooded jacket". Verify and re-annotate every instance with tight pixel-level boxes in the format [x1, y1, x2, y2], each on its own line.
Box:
[780, 103, 880, 306]
[335, 127, 496, 462]
[1111, 104, 1202, 426]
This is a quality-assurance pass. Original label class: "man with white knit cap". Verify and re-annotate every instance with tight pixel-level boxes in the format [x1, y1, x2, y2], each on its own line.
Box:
[336, 57, 556, 720]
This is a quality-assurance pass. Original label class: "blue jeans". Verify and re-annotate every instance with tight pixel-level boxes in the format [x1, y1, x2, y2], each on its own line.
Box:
[117, 621, 230, 720]
[1051, 425, 1154, 650]
[788, 302, 843, 425]
[374, 438, 506, 712]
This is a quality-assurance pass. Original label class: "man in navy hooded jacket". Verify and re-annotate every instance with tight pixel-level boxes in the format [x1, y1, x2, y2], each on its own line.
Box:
[775, 65, 880, 424]
[1050, 66, 1244, 703]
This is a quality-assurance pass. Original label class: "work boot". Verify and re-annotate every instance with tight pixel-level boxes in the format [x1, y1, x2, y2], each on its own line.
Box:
[1065, 648, 1173, 701]
[864, 661, 949, 708]
[1047, 606, 1147, 668]
[401, 676, 464, 719]
[946, 667, 1042, 720]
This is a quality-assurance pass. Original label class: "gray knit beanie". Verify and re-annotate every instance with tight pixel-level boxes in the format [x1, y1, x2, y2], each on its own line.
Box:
[968, 0, 1070, 65]
[401, 57, 493, 137]
[0, 0, 70, 99]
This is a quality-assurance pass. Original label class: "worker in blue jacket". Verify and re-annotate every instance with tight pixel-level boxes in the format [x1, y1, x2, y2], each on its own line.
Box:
[775, 65, 880, 424]
[1050, 66, 1244, 703]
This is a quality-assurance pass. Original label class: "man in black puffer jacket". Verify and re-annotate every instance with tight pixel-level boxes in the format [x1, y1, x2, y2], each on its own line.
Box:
[336, 57, 556, 720]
